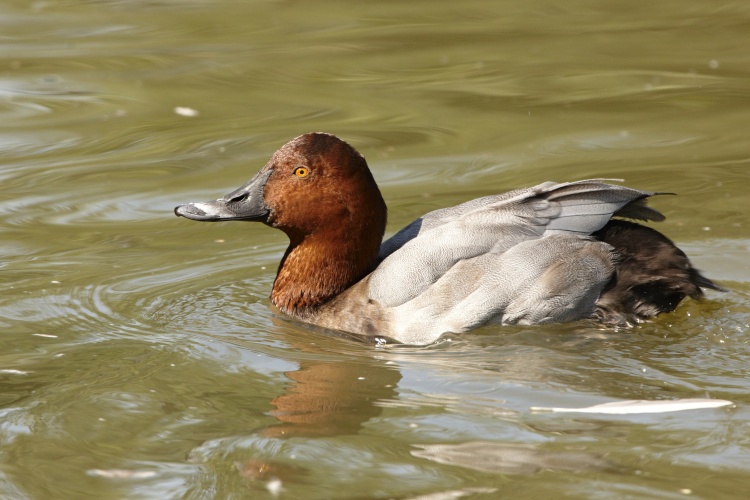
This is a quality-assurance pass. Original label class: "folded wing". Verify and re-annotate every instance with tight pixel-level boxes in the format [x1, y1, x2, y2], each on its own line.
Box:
[370, 180, 662, 308]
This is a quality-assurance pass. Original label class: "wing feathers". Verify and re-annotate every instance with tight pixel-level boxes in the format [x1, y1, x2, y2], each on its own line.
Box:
[371, 180, 664, 308]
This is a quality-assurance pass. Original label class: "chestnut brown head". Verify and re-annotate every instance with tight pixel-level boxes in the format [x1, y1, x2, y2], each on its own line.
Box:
[260, 133, 386, 244]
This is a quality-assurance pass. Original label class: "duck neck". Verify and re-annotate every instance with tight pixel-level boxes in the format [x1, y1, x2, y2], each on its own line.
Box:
[271, 228, 381, 317]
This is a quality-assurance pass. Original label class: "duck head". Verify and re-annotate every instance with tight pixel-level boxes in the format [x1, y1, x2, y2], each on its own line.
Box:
[175, 132, 388, 315]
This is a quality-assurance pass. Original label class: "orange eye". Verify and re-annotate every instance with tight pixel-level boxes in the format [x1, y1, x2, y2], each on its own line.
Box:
[294, 166, 309, 178]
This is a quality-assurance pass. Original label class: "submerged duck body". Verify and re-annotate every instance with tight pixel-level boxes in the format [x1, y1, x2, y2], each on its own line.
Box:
[175, 133, 721, 345]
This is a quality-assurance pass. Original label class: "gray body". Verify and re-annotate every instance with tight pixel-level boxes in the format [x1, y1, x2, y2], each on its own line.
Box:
[316, 180, 662, 344]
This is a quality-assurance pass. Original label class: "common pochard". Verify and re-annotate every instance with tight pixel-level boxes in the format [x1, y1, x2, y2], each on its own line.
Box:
[175, 133, 721, 345]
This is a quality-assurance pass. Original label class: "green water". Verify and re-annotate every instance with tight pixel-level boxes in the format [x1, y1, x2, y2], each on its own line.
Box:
[2, 0, 750, 498]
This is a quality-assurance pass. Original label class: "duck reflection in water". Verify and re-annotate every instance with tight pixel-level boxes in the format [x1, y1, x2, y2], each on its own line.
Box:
[263, 329, 401, 439]
[233, 321, 401, 487]
[234, 319, 616, 488]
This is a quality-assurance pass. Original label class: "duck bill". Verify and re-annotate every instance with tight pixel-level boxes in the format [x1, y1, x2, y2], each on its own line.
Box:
[174, 169, 272, 222]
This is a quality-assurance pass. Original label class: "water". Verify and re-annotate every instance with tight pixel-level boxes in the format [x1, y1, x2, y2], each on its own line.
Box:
[2, 0, 750, 498]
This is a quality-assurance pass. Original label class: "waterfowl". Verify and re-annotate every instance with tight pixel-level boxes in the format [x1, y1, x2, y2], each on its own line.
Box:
[175, 133, 722, 345]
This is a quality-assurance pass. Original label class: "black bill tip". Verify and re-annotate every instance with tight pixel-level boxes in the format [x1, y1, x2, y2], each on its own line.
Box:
[174, 202, 219, 221]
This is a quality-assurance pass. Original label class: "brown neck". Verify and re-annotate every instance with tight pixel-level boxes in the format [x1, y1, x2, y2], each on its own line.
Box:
[271, 228, 381, 317]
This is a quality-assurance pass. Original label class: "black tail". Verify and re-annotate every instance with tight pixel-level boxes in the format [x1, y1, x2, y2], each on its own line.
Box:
[592, 220, 723, 325]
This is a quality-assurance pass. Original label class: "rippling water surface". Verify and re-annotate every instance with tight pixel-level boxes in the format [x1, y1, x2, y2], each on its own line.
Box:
[2, 0, 750, 498]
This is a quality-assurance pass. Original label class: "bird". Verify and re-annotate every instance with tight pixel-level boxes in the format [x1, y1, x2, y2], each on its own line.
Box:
[175, 132, 722, 345]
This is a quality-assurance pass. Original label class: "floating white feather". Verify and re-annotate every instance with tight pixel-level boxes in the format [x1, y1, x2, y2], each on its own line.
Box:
[530, 398, 733, 414]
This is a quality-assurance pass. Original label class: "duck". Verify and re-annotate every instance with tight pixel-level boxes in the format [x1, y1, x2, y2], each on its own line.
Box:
[175, 132, 722, 345]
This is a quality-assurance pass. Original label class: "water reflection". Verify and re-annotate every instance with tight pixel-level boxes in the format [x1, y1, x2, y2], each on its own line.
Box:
[263, 355, 400, 438]
[228, 322, 628, 488]
[411, 441, 615, 475]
